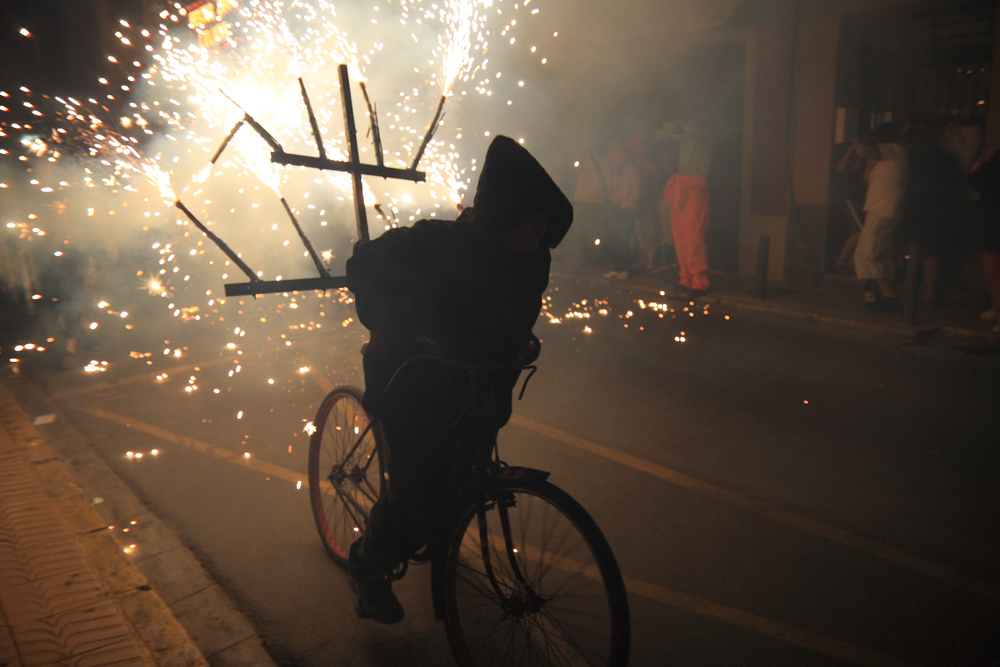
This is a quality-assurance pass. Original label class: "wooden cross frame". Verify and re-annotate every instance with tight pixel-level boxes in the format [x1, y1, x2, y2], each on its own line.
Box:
[214, 64, 427, 297]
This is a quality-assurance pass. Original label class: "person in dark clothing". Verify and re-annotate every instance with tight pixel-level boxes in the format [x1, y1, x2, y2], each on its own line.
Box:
[969, 148, 1000, 333]
[344, 135, 573, 623]
[899, 131, 971, 306]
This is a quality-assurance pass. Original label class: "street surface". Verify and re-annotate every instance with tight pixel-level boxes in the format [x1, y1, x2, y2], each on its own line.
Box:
[11, 271, 1000, 666]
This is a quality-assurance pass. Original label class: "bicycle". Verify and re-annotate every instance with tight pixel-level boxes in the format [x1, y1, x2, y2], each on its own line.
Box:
[307, 349, 630, 666]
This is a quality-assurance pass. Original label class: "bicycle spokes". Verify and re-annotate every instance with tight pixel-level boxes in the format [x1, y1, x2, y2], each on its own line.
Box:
[449, 486, 623, 666]
[327, 421, 380, 514]
[308, 388, 385, 566]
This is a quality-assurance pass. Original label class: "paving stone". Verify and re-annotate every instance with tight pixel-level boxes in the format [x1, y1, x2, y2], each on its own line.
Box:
[1, 579, 106, 627]
[206, 635, 276, 667]
[5, 528, 77, 555]
[23, 443, 56, 465]
[0, 608, 23, 667]
[168, 586, 258, 660]
[135, 549, 215, 607]
[11, 599, 133, 653]
[54, 494, 109, 535]
[0, 546, 83, 584]
[75, 531, 149, 597]
[112, 514, 183, 564]
[116, 593, 207, 667]
[34, 459, 81, 500]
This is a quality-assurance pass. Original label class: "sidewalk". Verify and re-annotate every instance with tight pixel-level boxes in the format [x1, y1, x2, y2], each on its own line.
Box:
[552, 261, 1000, 343]
[0, 383, 208, 666]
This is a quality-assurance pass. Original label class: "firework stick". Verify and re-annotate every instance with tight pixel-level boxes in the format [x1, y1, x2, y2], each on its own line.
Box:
[242, 113, 282, 153]
[410, 94, 447, 170]
[270, 151, 424, 180]
[359, 82, 384, 168]
[224, 275, 346, 297]
[338, 64, 369, 243]
[210, 118, 245, 164]
[175, 200, 258, 281]
[280, 197, 330, 277]
[374, 203, 395, 226]
[298, 77, 326, 160]
[219, 89, 282, 153]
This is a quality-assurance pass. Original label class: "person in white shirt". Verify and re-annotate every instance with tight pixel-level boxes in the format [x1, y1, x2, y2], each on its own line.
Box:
[853, 123, 909, 310]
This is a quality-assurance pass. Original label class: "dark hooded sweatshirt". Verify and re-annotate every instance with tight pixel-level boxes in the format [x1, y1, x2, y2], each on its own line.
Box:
[346, 135, 572, 427]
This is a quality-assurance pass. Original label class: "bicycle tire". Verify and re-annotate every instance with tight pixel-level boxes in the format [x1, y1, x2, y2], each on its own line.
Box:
[307, 386, 385, 568]
[442, 478, 630, 666]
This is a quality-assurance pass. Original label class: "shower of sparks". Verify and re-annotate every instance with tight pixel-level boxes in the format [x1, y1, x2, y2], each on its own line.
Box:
[437, 0, 491, 96]
[537, 286, 732, 341]
[1, 0, 552, 382]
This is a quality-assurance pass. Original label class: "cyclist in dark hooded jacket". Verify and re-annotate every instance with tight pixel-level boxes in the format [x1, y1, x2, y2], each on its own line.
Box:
[345, 135, 572, 623]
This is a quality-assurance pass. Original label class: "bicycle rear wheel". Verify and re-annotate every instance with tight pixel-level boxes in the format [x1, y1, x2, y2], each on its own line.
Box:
[307, 386, 384, 567]
[442, 478, 630, 666]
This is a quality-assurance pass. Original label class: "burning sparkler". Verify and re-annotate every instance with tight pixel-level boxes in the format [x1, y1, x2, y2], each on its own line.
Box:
[0, 0, 554, 380]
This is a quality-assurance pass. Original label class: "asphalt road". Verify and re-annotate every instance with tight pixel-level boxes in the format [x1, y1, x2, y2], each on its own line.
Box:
[11, 273, 1000, 666]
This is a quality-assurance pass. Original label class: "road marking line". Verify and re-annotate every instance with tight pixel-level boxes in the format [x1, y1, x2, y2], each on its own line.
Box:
[509, 414, 1000, 601]
[71, 403, 921, 664]
[302, 359, 335, 394]
[514, 540, 915, 667]
[71, 404, 308, 488]
[475, 533, 914, 667]
[627, 574, 915, 667]
[51, 356, 236, 399]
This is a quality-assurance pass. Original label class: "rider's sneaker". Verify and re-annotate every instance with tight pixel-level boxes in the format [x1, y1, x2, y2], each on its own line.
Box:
[349, 541, 404, 624]
[350, 576, 405, 624]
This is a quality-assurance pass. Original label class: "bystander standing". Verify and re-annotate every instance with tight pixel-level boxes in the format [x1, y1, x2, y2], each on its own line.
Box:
[968, 148, 1000, 334]
[853, 122, 909, 312]
[832, 137, 877, 274]
[572, 141, 612, 267]
[899, 122, 971, 307]
[656, 117, 712, 298]
[603, 140, 640, 279]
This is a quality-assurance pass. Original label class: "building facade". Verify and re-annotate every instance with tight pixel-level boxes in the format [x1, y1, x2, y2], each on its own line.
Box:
[738, 0, 998, 283]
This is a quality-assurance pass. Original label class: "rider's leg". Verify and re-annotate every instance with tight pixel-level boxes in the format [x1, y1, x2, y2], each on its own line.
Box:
[350, 416, 457, 623]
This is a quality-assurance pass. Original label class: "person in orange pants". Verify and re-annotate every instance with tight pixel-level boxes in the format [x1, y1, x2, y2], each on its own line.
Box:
[663, 174, 710, 293]
[657, 118, 711, 296]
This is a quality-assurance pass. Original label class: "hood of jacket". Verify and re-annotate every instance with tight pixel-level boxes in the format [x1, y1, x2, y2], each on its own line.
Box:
[468, 135, 573, 249]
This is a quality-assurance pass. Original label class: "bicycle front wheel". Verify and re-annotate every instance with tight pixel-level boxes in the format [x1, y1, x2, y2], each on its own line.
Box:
[443, 478, 630, 666]
[307, 386, 385, 567]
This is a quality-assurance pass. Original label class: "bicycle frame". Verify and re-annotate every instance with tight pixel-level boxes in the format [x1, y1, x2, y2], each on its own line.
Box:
[353, 349, 552, 622]
[428, 363, 551, 622]
[429, 464, 550, 621]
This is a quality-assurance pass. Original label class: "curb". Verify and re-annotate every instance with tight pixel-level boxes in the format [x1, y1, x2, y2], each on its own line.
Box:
[0, 375, 280, 667]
